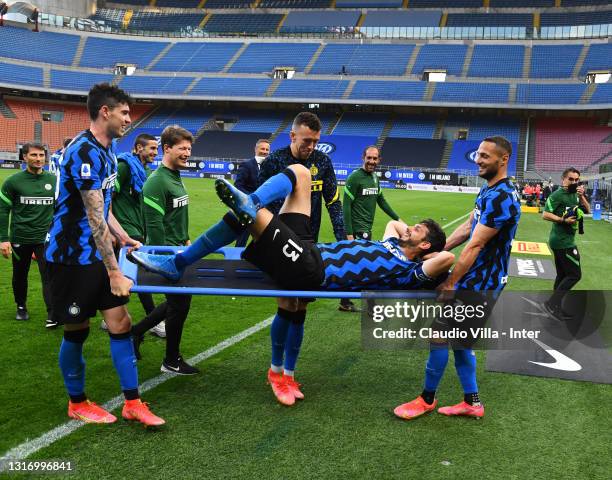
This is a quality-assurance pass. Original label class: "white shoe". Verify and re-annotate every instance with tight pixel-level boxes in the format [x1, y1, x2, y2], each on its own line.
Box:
[100, 319, 108, 331]
[150, 320, 166, 338]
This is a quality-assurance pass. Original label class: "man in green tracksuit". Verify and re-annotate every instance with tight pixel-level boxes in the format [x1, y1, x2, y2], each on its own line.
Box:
[0, 142, 56, 326]
[112, 133, 166, 339]
[130, 125, 199, 375]
[339, 145, 401, 312]
[542, 166, 590, 320]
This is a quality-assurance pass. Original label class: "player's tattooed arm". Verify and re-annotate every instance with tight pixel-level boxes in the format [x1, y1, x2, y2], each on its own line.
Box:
[81, 189, 120, 273]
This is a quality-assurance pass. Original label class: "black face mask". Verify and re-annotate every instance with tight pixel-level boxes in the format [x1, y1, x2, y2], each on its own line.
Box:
[567, 183, 578, 193]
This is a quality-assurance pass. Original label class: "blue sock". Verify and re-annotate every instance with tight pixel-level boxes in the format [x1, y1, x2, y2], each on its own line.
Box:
[59, 338, 86, 398]
[270, 309, 291, 368]
[59, 328, 89, 400]
[423, 344, 449, 392]
[250, 169, 296, 209]
[109, 333, 139, 393]
[283, 311, 306, 374]
[175, 216, 239, 268]
[454, 349, 478, 395]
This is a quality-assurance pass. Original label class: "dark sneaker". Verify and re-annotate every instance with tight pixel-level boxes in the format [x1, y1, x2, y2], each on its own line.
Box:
[160, 356, 200, 376]
[543, 301, 572, 322]
[45, 318, 59, 329]
[128, 251, 184, 283]
[16, 306, 29, 321]
[215, 179, 257, 226]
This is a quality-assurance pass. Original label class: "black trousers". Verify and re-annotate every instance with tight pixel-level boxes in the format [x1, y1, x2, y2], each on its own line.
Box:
[549, 247, 582, 310]
[11, 243, 52, 315]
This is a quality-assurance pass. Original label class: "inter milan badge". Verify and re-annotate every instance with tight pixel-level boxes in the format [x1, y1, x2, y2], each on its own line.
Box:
[68, 303, 80, 317]
[310, 165, 318, 177]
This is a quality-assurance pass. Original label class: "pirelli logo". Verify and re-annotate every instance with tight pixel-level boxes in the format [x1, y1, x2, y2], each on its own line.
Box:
[101, 173, 117, 190]
[20, 196, 54, 205]
[311, 180, 323, 192]
[362, 187, 378, 196]
[173, 195, 189, 208]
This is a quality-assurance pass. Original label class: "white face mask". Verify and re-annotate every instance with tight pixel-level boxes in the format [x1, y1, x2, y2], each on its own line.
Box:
[255, 156, 266, 164]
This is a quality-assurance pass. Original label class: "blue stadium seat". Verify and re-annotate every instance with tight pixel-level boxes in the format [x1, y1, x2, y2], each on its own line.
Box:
[433, 83, 509, 103]
[156, 0, 201, 6]
[204, 0, 253, 7]
[80, 37, 170, 68]
[51, 70, 115, 92]
[231, 112, 283, 133]
[0, 26, 79, 66]
[90, 8, 125, 29]
[411, 44, 467, 76]
[361, 11, 442, 27]
[464, 118, 521, 142]
[530, 45, 582, 78]
[203, 14, 283, 33]
[128, 12, 205, 32]
[230, 43, 320, 73]
[109, 0, 148, 4]
[281, 11, 361, 33]
[562, 0, 609, 5]
[311, 44, 414, 76]
[274, 80, 349, 99]
[540, 11, 612, 26]
[189, 77, 272, 97]
[409, 0, 483, 7]
[580, 44, 612, 76]
[468, 45, 524, 78]
[152, 43, 244, 73]
[388, 116, 437, 139]
[516, 84, 586, 104]
[260, 0, 332, 7]
[446, 14, 532, 27]
[138, 106, 212, 132]
[119, 76, 196, 95]
[0, 62, 43, 87]
[490, 0, 553, 6]
[350, 81, 427, 101]
[590, 83, 612, 104]
[335, 0, 403, 6]
[333, 113, 388, 136]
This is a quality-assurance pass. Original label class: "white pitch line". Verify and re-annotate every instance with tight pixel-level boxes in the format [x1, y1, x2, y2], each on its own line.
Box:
[0, 316, 274, 468]
[442, 212, 471, 230]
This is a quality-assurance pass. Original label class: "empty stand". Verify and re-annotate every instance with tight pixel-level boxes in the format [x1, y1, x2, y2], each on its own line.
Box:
[335, 0, 403, 6]
[388, 116, 437, 139]
[530, 45, 583, 79]
[151, 43, 244, 73]
[311, 44, 415, 76]
[274, 80, 349, 99]
[361, 11, 442, 27]
[203, 14, 283, 33]
[411, 44, 467, 76]
[189, 77, 272, 97]
[433, 83, 509, 104]
[80, 37, 170, 69]
[446, 14, 532, 27]
[230, 43, 320, 74]
[192, 131, 271, 159]
[119, 76, 195, 95]
[580, 44, 612, 77]
[540, 10, 612, 27]
[0, 26, 79, 66]
[260, 1, 332, 7]
[349, 81, 426, 102]
[231, 112, 283, 133]
[281, 11, 360, 33]
[468, 45, 524, 79]
[535, 118, 612, 170]
[516, 83, 586, 104]
[590, 83, 612, 104]
[333, 113, 389, 136]
[51, 70, 115, 92]
[0, 62, 43, 88]
[129, 11, 205, 32]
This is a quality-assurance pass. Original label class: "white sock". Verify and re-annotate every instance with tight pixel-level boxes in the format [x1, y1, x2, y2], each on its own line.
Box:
[270, 364, 282, 374]
[283, 369, 294, 377]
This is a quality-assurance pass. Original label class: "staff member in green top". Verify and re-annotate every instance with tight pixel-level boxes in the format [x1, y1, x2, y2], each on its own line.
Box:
[0, 142, 56, 327]
[542, 167, 590, 320]
[112, 133, 166, 339]
[131, 125, 199, 375]
[339, 145, 401, 312]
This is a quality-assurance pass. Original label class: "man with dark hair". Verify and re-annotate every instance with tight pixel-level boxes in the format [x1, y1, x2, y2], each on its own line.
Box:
[130, 125, 198, 375]
[394, 135, 520, 421]
[131, 165, 453, 406]
[340, 145, 401, 312]
[542, 167, 590, 320]
[0, 142, 55, 326]
[49, 137, 72, 175]
[233, 138, 270, 247]
[45, 83, 164, 426]
[110, 133, 166, 341]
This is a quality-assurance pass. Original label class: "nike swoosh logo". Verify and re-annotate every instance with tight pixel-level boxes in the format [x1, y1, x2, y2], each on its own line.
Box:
[164, 364, 180, 372]
[273, 229, 280, 240]
[528, 338, 582, 372]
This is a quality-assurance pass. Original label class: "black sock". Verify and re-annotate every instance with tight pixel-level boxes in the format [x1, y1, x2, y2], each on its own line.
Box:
[123, 389, 140, 401]
[69, 393, 87, 403]
[421, 390, 436, 405]
[131, 302, 167, 337]
[464, 392, 481, 406]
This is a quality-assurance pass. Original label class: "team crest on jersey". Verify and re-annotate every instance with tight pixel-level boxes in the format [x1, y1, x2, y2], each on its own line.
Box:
[310, 165, 319, 177]
[80, 163, 91, 178]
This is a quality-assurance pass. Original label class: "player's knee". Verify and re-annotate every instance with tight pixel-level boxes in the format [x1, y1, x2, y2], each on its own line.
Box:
[278, 297, 298, 312]
[288, 164, 310, 185]
[107, 311, 132, 334]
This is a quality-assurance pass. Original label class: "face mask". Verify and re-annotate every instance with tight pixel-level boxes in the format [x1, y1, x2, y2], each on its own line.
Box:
[567, 183, 578, 193]
[255, 156, 266, 164]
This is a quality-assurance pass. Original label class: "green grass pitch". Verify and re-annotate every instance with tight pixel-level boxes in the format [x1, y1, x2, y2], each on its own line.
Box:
[0, 172, 610, 479]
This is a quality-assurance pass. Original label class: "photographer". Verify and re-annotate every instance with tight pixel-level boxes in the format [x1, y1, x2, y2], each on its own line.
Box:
[542, 167, 590, 320]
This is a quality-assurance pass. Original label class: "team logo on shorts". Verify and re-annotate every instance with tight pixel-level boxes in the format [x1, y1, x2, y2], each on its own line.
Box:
[80, 164, 91, 178]
[310, 165, 319, 177]
[68, 303, 80, 316]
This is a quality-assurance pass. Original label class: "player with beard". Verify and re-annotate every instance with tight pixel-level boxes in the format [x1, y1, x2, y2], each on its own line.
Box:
[394, 136, 520, 421]
[339, 145, 401, 312]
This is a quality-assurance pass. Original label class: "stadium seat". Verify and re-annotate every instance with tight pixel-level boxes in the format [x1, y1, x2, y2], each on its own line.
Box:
[203, 14, 283, 33]
[332, 113, 389, 136]
[468, 45, 524, 78]
[189, 77, 272, 97]
[151, 43, 244, 73]
[0, 26, 80, 66]
[311, 44, 415, 76]
[229, 43, 320, 74]
[433, 83, 510, 104]
[516, 84, 586, 105]
[530, 45, 583, 79]
[349, 81, 427, 102]
[274, 80, 349, 99]
[80, 37, 170, 69]
[411, 45, 468, 76]
[51, 70, 115, 93]
[119, 76, 196, 95]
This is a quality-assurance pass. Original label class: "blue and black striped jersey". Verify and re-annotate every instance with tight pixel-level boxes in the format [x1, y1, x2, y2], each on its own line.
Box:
[49, 148, 62, 175]
[318, 237, 433, 291]
[45, 130, 117, 265]
[259, 146, 345, 242]
[456, 178, 521, 291]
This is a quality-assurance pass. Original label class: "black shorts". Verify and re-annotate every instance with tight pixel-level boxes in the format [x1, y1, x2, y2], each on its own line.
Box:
[48, 261, 129, 324]
[242, 213, 325, 291]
